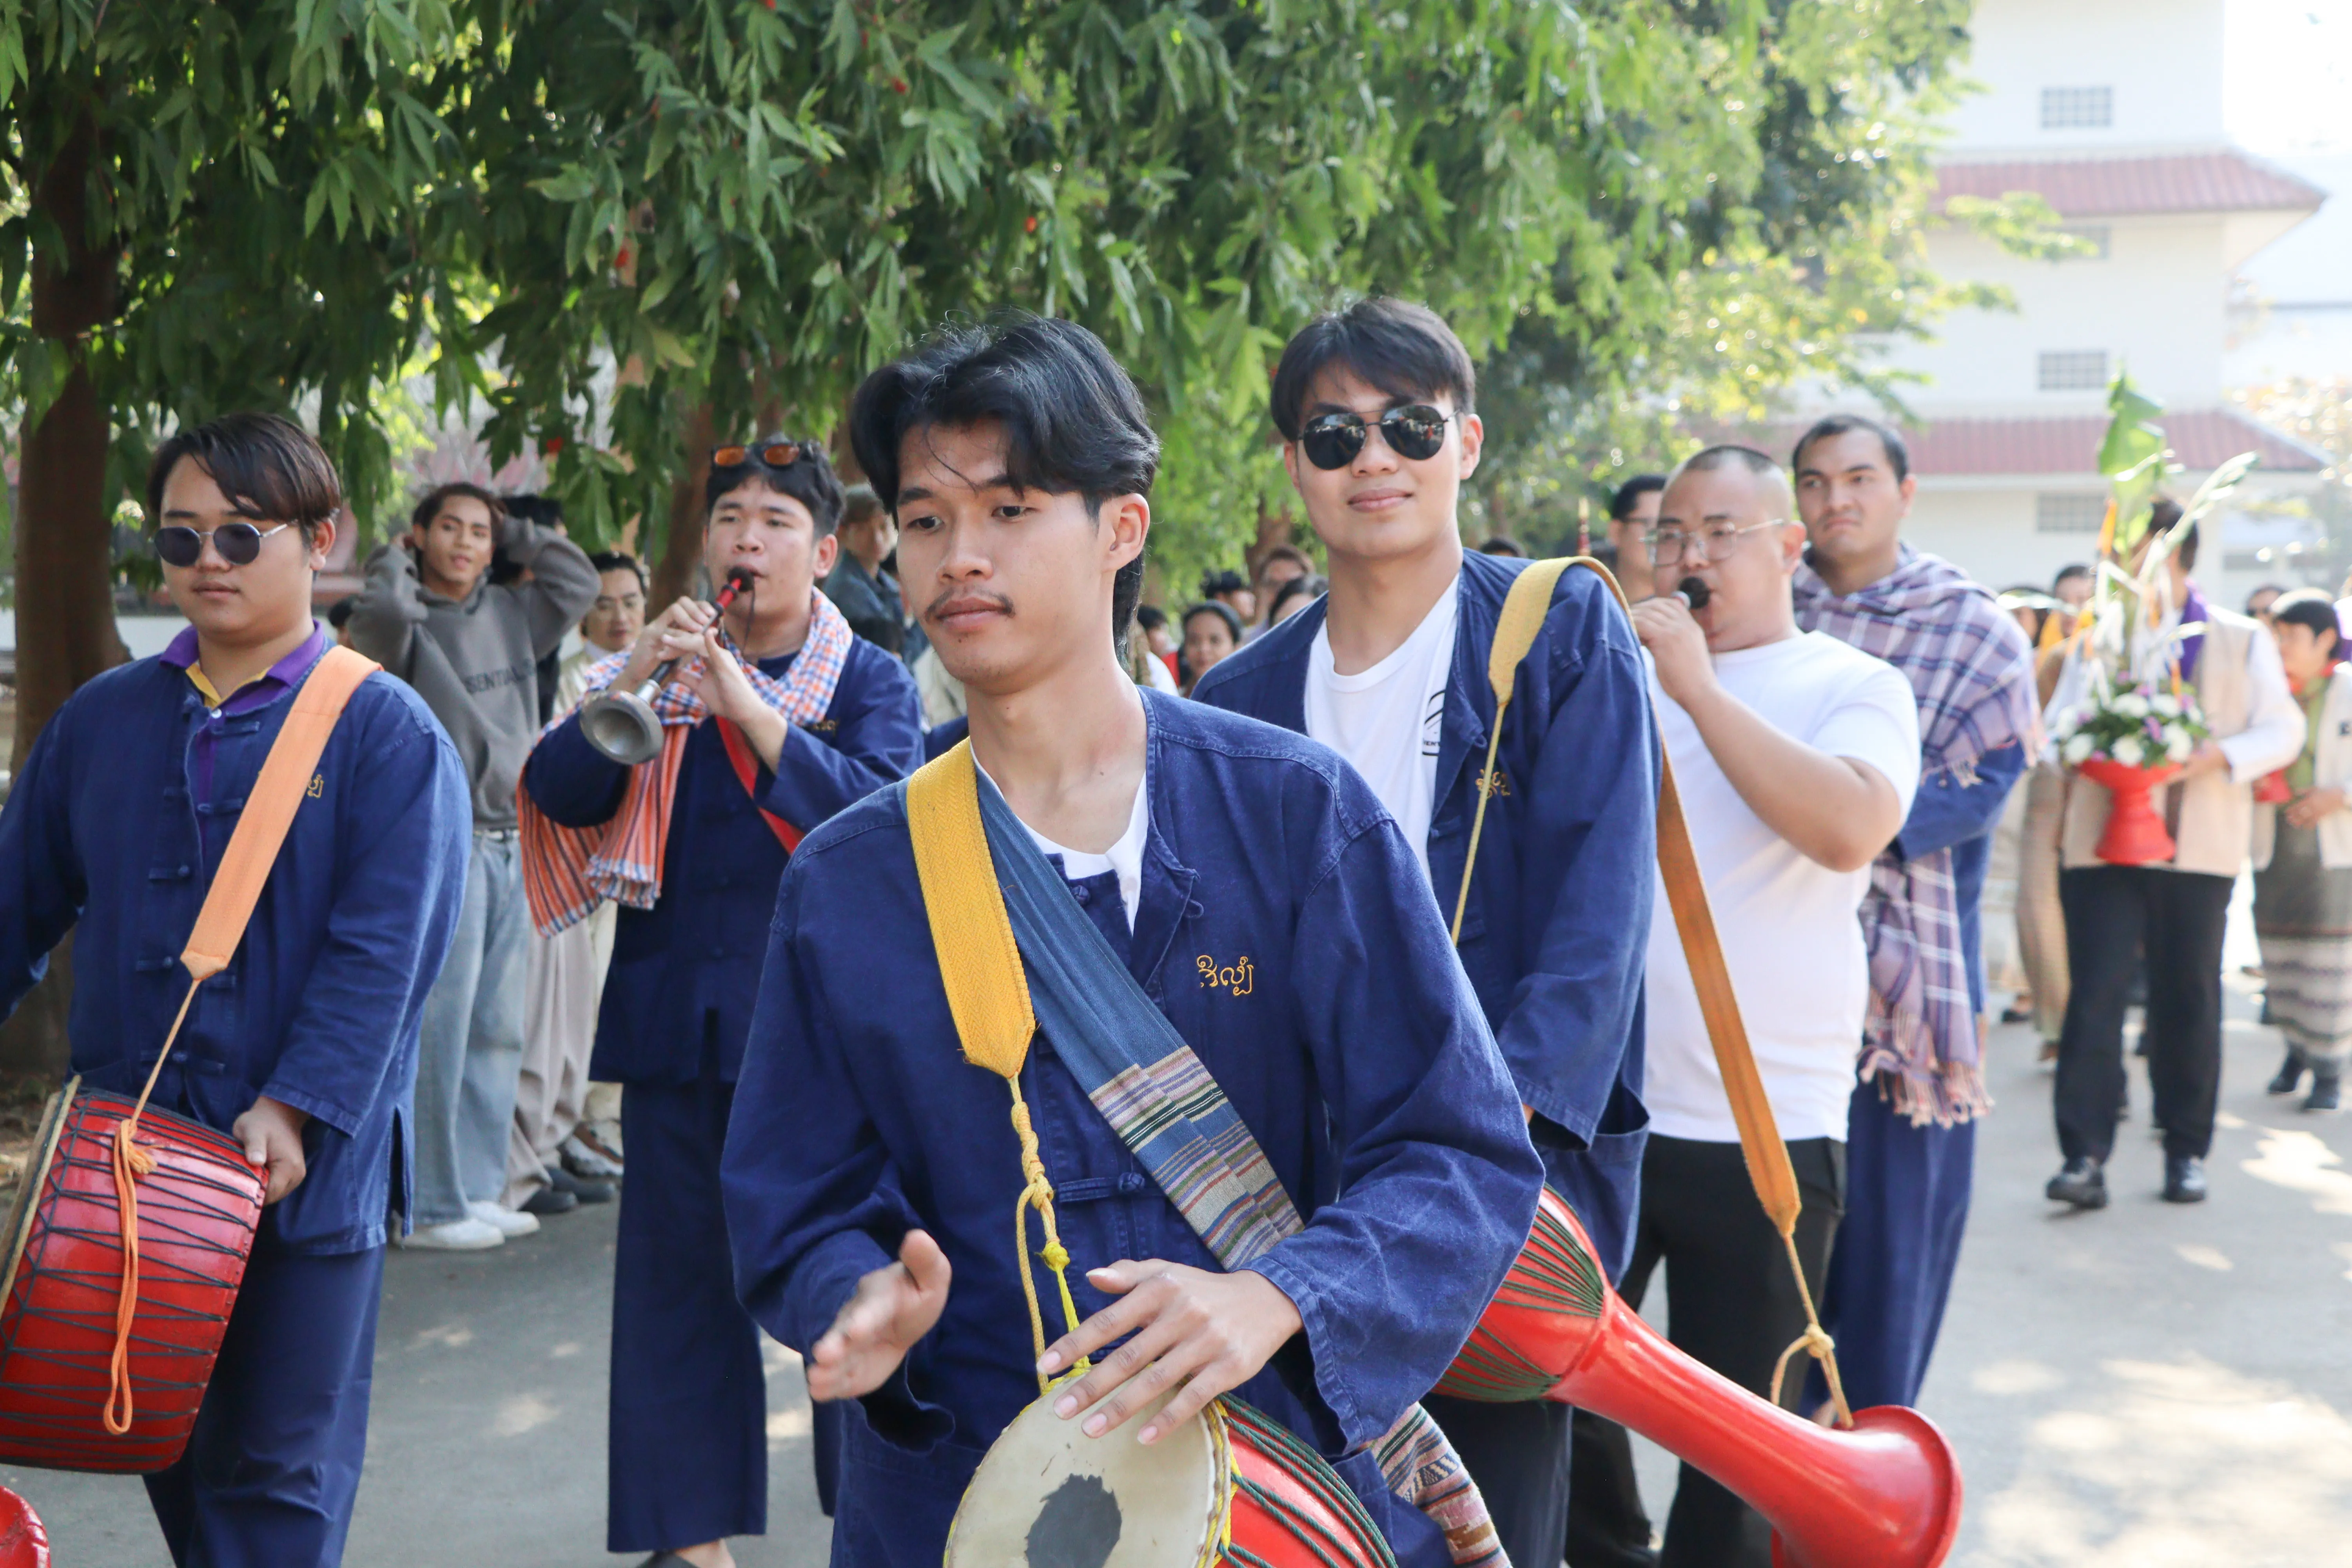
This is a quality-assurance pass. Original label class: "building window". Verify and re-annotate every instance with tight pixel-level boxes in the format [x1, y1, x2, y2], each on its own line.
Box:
[2036, 494, 2108, 534]
[2041, 86, 2114, 129]
[2038, 350, 2110, 392]
[2057, 224, 2112, 260]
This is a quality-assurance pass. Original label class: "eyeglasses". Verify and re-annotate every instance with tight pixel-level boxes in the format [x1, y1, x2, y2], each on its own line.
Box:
[1298, 405, 1452, 471]
[710, 441, 806, 471]
[154, 522, 294, 568]
[1646, 518, 1787, 567]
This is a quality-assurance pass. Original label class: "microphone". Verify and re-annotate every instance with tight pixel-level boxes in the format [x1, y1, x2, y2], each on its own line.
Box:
[1676, 576, 1711, 611]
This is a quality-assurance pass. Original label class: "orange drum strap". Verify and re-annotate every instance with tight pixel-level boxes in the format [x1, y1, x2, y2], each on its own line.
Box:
[1446, 559, 1851, 1427]
[103, 645, 379, 1436]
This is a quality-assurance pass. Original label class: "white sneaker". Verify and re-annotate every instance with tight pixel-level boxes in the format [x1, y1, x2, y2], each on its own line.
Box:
[467, 1200, 541, 1239]
[400, 1217, 505, 1251]
[561, 1127, 624, 1180]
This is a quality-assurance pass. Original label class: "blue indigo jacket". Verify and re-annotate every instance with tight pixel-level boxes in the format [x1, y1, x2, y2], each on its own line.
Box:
[522, 635, 923, 1085]
[1194, 548, 1658, 1278]
[722, 693, 1542, 1568]
[0, 639, 469, 1254]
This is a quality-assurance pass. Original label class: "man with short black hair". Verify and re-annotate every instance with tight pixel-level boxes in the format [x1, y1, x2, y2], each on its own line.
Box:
[1604, 474, 1667, 598]
[1789, 413, 2038, 1413]
[1597, 445, 1918, 1566]
[1197, 296, 1657, 1568]
[0, 412, 469, 1565]
[824, 483, 911, 654]
[524, 434, 922, 1568]
[348, 479, 599, 1248]
[723, 313, 1539, 1568]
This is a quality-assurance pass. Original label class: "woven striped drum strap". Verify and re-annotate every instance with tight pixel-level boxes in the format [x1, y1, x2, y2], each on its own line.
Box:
[103, 645, 378, 1434]
[1446, 558, 1852, 1425]
[906, 742, 1506, 1568]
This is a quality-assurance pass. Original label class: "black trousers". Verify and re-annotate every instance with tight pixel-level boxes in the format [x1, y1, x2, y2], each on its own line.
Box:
[2055, 866, 2234, 1162]
[1423, 1396, 1573, 1568]
[1566, 1134, 1844, 1568]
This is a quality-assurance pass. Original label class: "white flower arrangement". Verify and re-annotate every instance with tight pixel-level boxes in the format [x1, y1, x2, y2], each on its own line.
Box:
[2050, 681, 2209, 771]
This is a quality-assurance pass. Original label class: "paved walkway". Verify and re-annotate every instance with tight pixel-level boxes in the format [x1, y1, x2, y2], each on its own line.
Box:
[10, 945, 2352, 1564]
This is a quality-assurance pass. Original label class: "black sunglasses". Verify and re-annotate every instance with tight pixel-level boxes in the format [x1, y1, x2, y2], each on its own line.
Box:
[1299, 405, 1451, 471]
[711, 441, 806, 471]
[154, 521, 294, 568]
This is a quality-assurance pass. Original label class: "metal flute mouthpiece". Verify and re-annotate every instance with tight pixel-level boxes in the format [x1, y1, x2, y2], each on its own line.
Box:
[578, 571, 751, 766]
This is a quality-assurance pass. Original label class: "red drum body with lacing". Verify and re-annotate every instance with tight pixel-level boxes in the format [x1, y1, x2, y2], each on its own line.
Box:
[0, 1080, 264, 1472]
[949, 1391, 1398, 1568]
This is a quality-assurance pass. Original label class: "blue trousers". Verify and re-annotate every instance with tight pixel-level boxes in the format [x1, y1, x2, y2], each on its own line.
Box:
[608, 1067, 768, 1552]
[1809, 1085, 1975, 1412]
[411, 833, 529, 1225]
[145, 1231, 384, 1567]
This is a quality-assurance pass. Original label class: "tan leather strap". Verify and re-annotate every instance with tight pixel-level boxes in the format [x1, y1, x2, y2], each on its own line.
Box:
[1446, 558, 1850, 1421]
[105, 642, 377, 1436]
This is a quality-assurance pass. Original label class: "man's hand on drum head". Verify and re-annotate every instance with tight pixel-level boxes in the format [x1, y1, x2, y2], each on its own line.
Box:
[807, 1229, 952, 1401]
[1038, 1261, 1303, 1445]
[232, 1095, 310, 1204]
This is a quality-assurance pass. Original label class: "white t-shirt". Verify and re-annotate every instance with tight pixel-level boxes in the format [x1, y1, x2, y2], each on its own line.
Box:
[1643, 632, 1923, 1144]
[1304, 583, 1458, 878]
[978, 758, 1150, 933]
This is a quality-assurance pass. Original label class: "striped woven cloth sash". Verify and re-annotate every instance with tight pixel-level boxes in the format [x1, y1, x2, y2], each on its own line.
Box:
[913, 742, 1508, 1568]
[518, 590, 852, 936]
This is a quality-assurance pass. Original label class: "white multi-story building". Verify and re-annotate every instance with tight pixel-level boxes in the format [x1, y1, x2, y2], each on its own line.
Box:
[1806, 0, 2329, 603]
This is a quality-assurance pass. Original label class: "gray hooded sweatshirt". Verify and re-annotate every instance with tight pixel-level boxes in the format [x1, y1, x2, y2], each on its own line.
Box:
[347, 516, 599, 830]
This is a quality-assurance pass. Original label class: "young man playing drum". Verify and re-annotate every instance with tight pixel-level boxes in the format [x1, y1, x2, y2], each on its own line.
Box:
[721, 314, 1543, 1568]
[0, 413, 471, 1565]
[520, 438, 922, 1568]
[1193, 298, 1658, 1568]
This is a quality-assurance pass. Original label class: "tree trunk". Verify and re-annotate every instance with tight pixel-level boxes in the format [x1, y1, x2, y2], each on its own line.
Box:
[12, 103, 124, 775]
[651, 401, 715, 606]
[4, 103, 124, 1088]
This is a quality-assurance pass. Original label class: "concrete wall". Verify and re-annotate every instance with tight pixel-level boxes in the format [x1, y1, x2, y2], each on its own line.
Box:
[1951, 0, 2227, 154]
[1903, 474, 2329, 609]
[1898, 218, 2230, 412]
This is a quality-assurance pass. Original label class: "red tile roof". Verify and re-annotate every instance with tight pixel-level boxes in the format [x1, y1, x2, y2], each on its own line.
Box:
[1711, 409, 2325, 477]
[1934, 151, 2325, 218]
[1906, 410, 2324, 476]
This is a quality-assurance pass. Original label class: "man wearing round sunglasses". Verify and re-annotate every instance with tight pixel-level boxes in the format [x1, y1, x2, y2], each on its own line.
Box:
[0, 413, 471, 1564]
[522, 432, 922, 1568]
[1193, 297, 1658, 1568]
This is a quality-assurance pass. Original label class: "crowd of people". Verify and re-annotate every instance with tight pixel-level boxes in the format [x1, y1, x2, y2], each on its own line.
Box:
[0, 293, 2325, 1568]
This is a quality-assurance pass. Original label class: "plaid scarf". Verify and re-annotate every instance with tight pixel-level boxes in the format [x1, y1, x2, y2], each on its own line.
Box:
[1793, 547, 2039, 1125]
[519, 590, 852, 936]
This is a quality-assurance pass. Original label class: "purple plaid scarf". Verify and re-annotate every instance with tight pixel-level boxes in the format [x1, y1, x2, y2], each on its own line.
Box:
[1793, 547, 2039, 1125]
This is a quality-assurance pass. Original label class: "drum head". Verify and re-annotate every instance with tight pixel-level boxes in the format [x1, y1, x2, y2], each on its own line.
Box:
[948, 1388, 1220, 1568]
[0, 1079, 76, 1319]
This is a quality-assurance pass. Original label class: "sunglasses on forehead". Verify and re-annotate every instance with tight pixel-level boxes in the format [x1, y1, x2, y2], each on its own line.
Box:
[710, 441, 808, 471]
[153, 521, 294, 568]
[1298, 405, 1451, 471]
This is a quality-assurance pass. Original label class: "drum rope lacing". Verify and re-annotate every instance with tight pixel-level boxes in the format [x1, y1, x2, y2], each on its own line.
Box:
[1451, 557, 1854, 1430]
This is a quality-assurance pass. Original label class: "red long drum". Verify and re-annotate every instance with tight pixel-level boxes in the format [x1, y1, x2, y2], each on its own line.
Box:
[1437, 1189, 1961, 1568]
[0, 1080, 265, 1472]
[949, 1389, 1397, 1568]
[0, 1486, 48, 1567]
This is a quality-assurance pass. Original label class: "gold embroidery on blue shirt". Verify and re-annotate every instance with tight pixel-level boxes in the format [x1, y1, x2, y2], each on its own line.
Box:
[1196, 955, 1254, 996]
